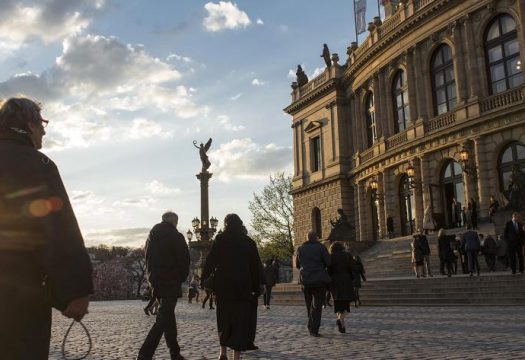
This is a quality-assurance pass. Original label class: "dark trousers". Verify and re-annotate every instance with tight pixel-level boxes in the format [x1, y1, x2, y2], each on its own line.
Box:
[138, 297, 180, 359]
[248, 296, 258, 345]
[302, 287, 325, 334]
[509, 246, 525, 273]
[1, 281, 51, 360]
[263, 285, 273, 306]
[440, 257, 453, 275]
[484, 254, 496, 272]
[467, 251, 480, 275]
[202, 290, 214, 308]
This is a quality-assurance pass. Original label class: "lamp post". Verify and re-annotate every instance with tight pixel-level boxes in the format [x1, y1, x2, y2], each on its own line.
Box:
[406, 162, 422, 189]
[368, 177, 383, 201]
[459, 146, 477, 180]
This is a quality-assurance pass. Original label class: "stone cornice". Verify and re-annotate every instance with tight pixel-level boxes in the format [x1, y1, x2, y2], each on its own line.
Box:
[290, 174, 348, 196]
[284, 79, 342, 115]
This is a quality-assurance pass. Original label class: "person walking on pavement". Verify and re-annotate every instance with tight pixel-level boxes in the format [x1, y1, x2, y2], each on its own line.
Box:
[504, 212, 525, 274]
[411, 234, 424, 278]
[352, 255, 366, 307]
[263, 259, 276, 309]
[202, 214, 262, 360]
[296, 231, 331, 337]
[418, 229, 433, 277]
[437, 229, 454, 277]
[328, 242, 354, 333]
[0, 97, 93, 359]
[481, 234, 497, 272]
[201, 289, 215, 310]
[463, 228, 481, 277]
[137, 211, 190, 360]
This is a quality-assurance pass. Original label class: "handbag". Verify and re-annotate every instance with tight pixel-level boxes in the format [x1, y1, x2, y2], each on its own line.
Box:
[202, 269, 216, 292]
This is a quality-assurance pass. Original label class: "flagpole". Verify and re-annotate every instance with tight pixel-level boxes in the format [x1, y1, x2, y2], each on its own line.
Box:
[353, 0, 358, 43]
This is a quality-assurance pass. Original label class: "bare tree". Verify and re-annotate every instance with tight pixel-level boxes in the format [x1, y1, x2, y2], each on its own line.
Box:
[249, 173, 294, 261]
[125, 248, 147, 298]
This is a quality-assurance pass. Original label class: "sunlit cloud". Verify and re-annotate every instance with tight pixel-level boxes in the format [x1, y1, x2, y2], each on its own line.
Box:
[251, 78, 266, 86]
[203, 1, 251, 32]
[146, 181, 181, 195]
[210, 138, 292, 181]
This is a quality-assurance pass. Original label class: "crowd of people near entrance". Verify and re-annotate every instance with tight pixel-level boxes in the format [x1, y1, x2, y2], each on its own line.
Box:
[411, 210, 525, 278]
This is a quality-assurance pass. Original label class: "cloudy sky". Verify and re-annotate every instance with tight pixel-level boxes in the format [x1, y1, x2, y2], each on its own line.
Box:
[1, 0, 382, 247]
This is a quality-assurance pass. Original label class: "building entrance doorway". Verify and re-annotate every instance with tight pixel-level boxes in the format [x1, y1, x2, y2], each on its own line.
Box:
[399, 174, 415, 236]
[441, 161, 464, 228]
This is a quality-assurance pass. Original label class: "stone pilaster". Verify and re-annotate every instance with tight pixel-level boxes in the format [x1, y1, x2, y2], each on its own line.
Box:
[452, 20, 468, 103]
[406, 47, 418, 123]
[415, 43, 430, 120]
[463, 15, 481, 99]
[377, 172, 387, 238]
[383, 168, 400, 237]
[357, 181, 369, 242]
[412, 158, 424, 231]
[474, 137, 489, 221]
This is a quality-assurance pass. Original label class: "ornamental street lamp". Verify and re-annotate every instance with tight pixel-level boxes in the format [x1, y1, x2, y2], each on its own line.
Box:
[459, 146, 478, 180]
[368, 177, 383, 201]
[406, 162, 422, 189]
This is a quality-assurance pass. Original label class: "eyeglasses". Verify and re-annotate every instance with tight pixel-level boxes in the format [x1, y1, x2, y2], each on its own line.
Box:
[41, 119, 49, 128]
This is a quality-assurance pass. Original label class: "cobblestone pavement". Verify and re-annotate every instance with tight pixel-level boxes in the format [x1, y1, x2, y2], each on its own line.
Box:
[50, 300, 525, 359]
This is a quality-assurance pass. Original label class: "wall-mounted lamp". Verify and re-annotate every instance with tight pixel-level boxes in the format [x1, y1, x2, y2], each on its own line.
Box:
[459, 146, 477, 180]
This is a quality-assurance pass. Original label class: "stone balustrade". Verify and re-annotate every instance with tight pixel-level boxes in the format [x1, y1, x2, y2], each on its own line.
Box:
[480, 85, 525, 113]
[425, 112, 457, 133]
[386, 130, 409, 149]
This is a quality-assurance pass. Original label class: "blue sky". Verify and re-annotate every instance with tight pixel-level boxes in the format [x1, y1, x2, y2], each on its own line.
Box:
[0, 0, 383, 247]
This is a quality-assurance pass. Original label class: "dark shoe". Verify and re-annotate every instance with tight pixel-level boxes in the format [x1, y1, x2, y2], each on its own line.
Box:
[143, 308, 150, 316]
[246, 344, 259, 351]
[219, 355, 228, 360]
[341, 327, 346, 333]
[336, 319, 344, 333]
[210, 306, 215, 310]
[309, 331, 321, 337]
[171, 354, 185, 360]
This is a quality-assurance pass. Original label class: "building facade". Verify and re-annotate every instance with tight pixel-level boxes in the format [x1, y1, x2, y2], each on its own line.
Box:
[285, 0, 525, 248]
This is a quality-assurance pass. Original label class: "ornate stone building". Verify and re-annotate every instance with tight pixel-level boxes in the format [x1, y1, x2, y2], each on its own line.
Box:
[285, 0, 525, 248]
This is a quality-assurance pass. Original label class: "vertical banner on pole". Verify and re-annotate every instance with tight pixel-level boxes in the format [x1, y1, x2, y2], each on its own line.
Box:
[355, 0, 367, 35]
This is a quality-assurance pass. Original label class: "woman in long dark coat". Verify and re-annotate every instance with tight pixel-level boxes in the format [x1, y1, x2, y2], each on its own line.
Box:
[328, 242, 354, 333]
[437, 228, 454, 277]
[202, 214, 262, 360]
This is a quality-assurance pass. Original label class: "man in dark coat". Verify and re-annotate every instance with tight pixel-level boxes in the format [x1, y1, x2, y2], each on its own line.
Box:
[0, 98, 93, 359]
[503, 212, 525, 274]
[418, 230, 432, 277]
[263, 259, 276, 309]
[481, 234, 497, 272]
[137, 211, 190, 360]
[463, 229, 481, 276]
[296, 231, 331, 337]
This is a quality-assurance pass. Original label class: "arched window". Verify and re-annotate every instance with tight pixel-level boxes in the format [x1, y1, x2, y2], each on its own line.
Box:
[431, 44, 456, 115]
[499, 142, 525, 191]
[312, 207, 322, 239]
[392, 70, 410, 133]
[485, 15, 523, 94]
[365, 92, 377, 147]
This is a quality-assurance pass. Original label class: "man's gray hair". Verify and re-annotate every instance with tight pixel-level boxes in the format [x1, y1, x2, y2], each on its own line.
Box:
[0, 97, 42, 133]
[162, 211, 178, 223]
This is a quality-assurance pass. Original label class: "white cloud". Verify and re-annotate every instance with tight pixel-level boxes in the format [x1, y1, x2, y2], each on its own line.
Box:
[113, 197, 158, 208]
[203, 2, 251, 32]
[84, 227, 149, 247]
[126, 118, 173, 140]
[209, 138, 292, 181]
[0, 34, 209, 150]
[146, 181, 181, 195]
[167, 53, 192, 63]
[251, 78, 266, 86]
[217, 115, 245, 132]
[287, 69, 296, 79]
[0, 0, 106, 51]
[230, 93, 242, 100]
[70, 190, 118, 217]
[256, 18, 264, 25]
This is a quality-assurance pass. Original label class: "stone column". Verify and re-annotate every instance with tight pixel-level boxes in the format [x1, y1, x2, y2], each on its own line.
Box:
[463, 15, 481, 99]
[406, 47, 418, 123]
[353, 181, 361, 240]
[414, 43, 430, 121]
[292, 122, 300, 177]
[474, 137, 490, 221]
[377, 172, 387, 238]
[379, 69, 390, 138]
[357, 181, 369, 242]
[350, 94, 359, 153]
[383, 168, 399, 237]
[518, 0, 525, 60]
[372, 73, 384, 139]
[452, 20, 468, 104]
[420, 155, 432, 212]
[462, 141, 478, 207]
[413, 158, 425, 232]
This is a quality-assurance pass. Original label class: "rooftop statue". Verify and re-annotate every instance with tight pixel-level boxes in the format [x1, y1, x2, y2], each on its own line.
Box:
[321, 44, 331, 68]
[296, 65, 309, 87]
[193, 138, 212, 172]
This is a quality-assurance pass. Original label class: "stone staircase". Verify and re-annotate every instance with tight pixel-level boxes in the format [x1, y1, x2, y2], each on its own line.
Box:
[272, 222, 525, 306]
[272, 273, 525, 306]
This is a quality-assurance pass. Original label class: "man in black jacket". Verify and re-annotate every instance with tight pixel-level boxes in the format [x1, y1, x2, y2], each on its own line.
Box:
[503, 212, 525, 274]
[0, 98, 93, 359]
[137, 212, 190, 360]
[296, 231, 331, 337]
